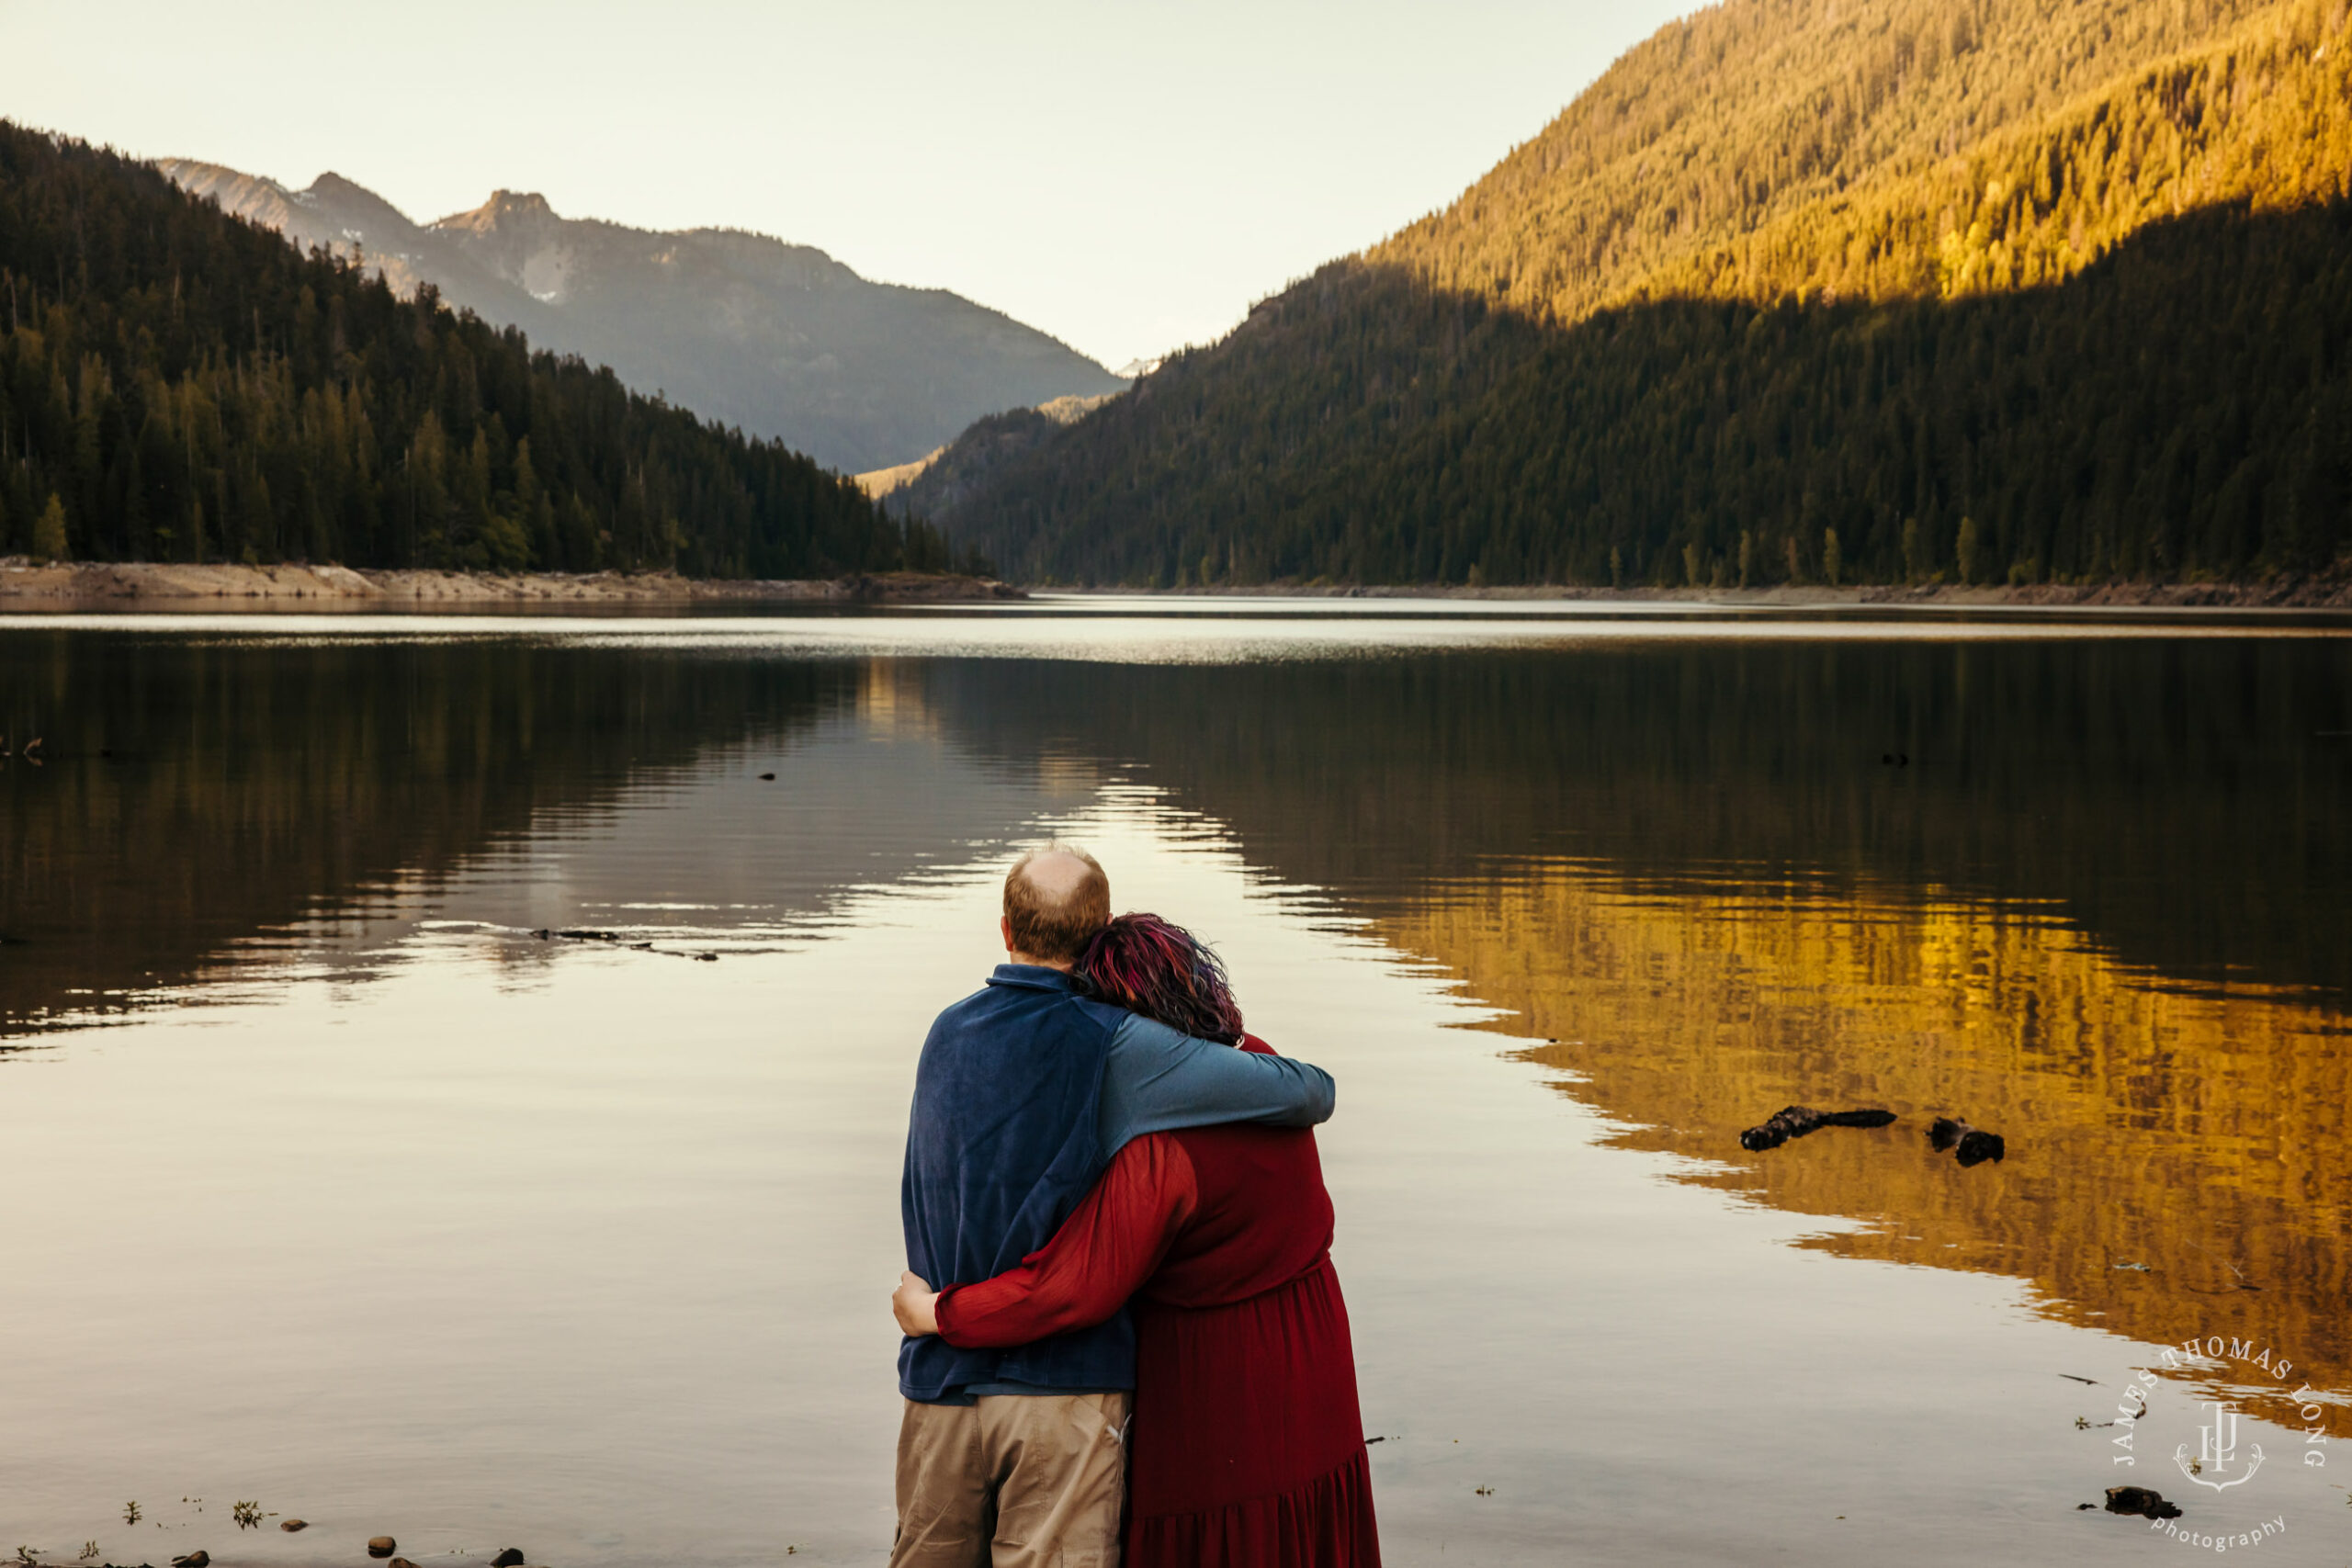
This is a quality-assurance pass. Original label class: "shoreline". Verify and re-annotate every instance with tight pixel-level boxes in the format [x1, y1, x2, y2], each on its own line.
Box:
[4, 558, 2346, 612]
[1105, 574, 2352, 609]
[0, 559, 1022, 606]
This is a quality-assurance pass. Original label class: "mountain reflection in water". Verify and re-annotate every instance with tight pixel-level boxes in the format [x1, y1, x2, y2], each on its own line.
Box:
[0, 633, 834, 1030]
[2, 618, 2346, 1564]
[917, 637, 2352, 1431]
[1394, 865, 2348, 1432]
[923, 637, 2352, 1000]
[0, 637, 1092, 1033]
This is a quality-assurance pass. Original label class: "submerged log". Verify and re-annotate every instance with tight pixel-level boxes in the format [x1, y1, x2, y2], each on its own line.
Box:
[1928, 1116, 2007, 1167]
[1738, 1104, 1898, 1151]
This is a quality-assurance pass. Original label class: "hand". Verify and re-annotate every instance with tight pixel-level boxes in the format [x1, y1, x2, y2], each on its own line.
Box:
[894, 1270, 942, 1337]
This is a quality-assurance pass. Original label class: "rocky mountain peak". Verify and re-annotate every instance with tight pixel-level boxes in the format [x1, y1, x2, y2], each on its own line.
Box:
[435, 188, 560, 236]
[303, 173, 423, 235]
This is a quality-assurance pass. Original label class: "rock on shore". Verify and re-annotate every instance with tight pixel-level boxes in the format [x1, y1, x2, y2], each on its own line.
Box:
[0, 559, 1022, 605]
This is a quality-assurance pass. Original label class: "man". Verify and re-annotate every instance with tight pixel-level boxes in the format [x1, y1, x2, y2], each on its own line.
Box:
[893, 842, 1336, 1568]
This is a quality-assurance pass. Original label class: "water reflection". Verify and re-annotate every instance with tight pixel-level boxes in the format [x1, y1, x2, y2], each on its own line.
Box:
[0, 640, 1093, 1033]
[1380, 863, 2349, 1430]
[910, 640, 2352, 1438]
[2, 618, 2346, 1564]
[922, 638, 2352, 1000]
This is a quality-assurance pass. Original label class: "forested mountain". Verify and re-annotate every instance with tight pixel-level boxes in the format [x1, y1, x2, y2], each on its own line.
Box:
[161, 160, 1125, 474]
[869, 391, 1117, 520]
[0, 124, 960, 576]
[924, 0, 2352, 587]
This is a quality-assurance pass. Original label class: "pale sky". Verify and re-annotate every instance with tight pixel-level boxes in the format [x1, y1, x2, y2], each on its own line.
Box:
[0, 1, 1692, 369]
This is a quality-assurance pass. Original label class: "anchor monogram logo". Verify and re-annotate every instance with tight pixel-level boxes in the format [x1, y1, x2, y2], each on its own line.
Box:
[2175, 1399, 2267, 1491]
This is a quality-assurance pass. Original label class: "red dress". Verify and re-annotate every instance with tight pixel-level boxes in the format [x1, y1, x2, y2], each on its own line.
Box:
[934, 1036, 1380, 1568]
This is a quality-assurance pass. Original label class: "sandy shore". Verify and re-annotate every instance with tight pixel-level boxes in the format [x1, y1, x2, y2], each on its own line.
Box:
[7, 558, 2345, 610]
[0, 559, 1023, 605]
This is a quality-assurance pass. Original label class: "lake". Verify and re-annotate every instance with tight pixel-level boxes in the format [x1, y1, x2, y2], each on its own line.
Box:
[2, 602, 2346, 1566]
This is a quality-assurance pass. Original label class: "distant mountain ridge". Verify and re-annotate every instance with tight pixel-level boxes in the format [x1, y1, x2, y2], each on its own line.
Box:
[0, 124, 956, 578]
[160, 160, 1125, 473]
[917, 0, 2352, 588]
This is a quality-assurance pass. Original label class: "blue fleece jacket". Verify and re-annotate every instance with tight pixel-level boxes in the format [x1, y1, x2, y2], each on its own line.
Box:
[898, 964, 1334, 1403]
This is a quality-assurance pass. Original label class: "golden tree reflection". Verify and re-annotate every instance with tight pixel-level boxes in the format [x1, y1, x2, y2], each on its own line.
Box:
[1384, 861, 2349, 1427]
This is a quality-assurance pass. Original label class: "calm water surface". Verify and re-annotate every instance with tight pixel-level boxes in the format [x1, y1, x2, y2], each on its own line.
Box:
[3, 605, 2348, 1566]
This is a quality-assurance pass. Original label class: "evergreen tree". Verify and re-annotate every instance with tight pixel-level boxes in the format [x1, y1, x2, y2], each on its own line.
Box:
[0, 122, 970, 578]
[31, 491, 68, 562]
[909, 0, 2352, 588]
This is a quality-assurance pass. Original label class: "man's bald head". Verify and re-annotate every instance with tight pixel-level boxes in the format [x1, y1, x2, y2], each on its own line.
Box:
[1002, 843, 1111, 968]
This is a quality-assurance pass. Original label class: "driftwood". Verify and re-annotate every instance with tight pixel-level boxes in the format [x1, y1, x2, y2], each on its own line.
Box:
[2104, 1485, 2182, 1519]
[1738, 1105, 1898, 1152]
[1928, 1117, 2007, 1167]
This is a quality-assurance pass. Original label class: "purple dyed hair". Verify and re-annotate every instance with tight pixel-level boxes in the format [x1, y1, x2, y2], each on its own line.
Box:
[1077, 913, 1245, 1044]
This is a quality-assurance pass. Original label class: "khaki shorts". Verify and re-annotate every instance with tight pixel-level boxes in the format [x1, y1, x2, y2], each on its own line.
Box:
[888, 1391, 1132, 1568]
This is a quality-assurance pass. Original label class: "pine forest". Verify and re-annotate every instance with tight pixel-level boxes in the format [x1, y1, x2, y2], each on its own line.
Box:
[905, 0, 2352, 588]
[0, 123, 960, 577]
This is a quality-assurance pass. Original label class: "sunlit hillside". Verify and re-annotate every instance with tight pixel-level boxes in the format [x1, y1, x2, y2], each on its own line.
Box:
[916, 0, 2352, 591]
[1377, 0, 2349, 314]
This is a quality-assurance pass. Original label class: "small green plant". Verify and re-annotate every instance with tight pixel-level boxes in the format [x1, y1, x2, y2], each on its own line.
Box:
[232, 1501, 264, 1529]
[122, 1504, 140, 1526]
[77, 1547, 97, 1563]
[16, 1547, 43, 1566]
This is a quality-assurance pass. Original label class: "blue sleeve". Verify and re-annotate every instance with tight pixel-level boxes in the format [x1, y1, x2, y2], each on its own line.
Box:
[1097, 1015, 1337, 1155]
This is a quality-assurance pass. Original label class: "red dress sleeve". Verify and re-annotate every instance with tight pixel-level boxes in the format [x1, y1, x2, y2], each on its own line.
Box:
[933, 1132, 1200, 1349]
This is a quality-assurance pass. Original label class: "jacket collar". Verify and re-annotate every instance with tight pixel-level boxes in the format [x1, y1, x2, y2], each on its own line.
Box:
[986, 963, 1082, 993]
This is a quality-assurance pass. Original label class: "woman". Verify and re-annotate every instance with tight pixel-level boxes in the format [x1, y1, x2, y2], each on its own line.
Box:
[894, 913, 1380, 1568]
